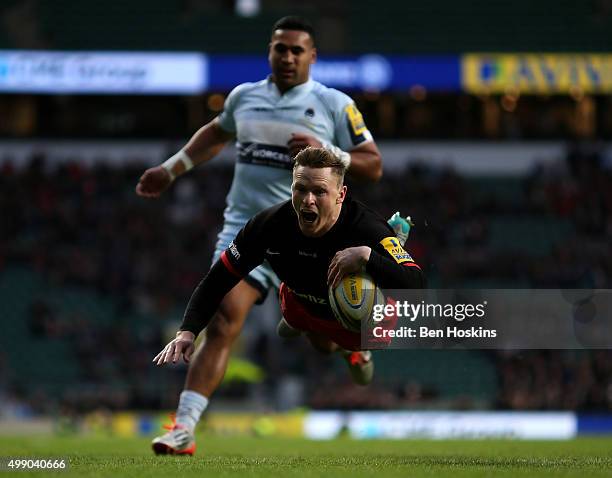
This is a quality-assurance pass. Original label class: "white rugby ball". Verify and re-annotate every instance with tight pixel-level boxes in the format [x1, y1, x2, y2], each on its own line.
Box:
[328, 271, 384, 332]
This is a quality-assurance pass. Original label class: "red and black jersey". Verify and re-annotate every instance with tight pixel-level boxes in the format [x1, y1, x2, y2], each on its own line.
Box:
[180, 195, 423, 336]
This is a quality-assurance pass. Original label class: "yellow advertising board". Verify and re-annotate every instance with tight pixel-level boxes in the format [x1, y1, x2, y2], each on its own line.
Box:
[80, 411, 305, 437]
[462, 54, 612, 94]
[204, 412, 305, 438]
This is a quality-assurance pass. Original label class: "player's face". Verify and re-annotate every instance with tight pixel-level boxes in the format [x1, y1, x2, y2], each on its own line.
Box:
[269, 29, 316, 93]
[292, 165, 346, 237]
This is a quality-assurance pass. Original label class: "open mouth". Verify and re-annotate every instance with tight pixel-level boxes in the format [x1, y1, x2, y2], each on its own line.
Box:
[300, 210, 318, 224]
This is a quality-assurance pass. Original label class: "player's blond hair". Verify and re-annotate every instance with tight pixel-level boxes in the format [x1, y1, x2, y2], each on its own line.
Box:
[293, 147, 346, 184]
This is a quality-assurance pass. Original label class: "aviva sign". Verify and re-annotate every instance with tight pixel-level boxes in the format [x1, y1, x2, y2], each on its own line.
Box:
[462, 54, 612, 94]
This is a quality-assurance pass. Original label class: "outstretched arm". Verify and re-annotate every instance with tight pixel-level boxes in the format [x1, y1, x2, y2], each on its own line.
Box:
[152, 209, 268, 366]
[136, 120, 233, 198]
[152, 253, 242, 366]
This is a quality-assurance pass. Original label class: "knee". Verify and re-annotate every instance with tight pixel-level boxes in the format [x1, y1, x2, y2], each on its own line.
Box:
[205, 303, 244, 343]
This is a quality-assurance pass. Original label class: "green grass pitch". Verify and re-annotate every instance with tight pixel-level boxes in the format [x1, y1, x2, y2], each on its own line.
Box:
[1, 434, 612, 477]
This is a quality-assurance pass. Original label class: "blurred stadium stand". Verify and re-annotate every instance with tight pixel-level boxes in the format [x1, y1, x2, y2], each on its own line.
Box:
[2, 147, 612, 414]
[2, 1, 612, 52]
[1, 1, 612, 420]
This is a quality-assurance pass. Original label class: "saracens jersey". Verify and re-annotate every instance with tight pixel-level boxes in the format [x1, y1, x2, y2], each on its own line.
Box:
[180, 196, 423, 336]
[217, 77, 373, 221]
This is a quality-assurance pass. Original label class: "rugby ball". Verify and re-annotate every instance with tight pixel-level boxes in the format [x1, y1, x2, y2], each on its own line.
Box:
[328, 271, 384, 332]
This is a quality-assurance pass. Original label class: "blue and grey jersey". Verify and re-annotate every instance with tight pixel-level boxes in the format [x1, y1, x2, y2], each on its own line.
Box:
[216, 77, 373, 223]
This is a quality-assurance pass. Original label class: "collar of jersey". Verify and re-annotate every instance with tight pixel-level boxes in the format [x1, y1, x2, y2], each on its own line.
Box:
[267, 76, 314, 100]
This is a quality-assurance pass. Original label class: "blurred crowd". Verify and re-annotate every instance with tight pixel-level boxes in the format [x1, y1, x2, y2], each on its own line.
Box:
[350, 143, 612, 289]
[2, 143, 612, 416]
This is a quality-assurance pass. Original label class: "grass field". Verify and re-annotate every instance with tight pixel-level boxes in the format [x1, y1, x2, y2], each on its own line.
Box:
[1, 434, 612, 477]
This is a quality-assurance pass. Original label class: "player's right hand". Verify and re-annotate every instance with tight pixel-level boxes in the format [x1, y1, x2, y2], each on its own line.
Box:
[287, 133, 323, 158]
[135, 166, 172, 198]
[153, 330, 196, 366]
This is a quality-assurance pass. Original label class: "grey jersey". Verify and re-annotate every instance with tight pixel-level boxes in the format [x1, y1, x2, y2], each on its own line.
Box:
[217, 77, 373, 224]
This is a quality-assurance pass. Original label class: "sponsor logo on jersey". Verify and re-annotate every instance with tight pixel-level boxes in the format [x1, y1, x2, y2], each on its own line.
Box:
[265, 248, 281, 256]
[380, 236, 414, 264]
[298, 250, 317, 258]
[251, 148, 290, 162]
[237, 142, 293, 170]
[345, 103, 367, 136]
[228, 241, 241, 260]
[294, 291, 327, 305]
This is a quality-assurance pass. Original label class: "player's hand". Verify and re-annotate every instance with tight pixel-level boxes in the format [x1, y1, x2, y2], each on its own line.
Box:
[135, 166, 172, 198]
[288, 133, 323, 158]
[152, 330, 196, 366]
[327, 246, 372, 288]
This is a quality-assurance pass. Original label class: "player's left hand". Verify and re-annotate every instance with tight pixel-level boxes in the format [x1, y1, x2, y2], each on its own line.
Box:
[327, 246, 372, 288]
[288, 133, 323, 158]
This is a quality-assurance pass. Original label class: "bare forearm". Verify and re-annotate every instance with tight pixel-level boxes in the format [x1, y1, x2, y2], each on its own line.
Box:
[160, 121, 232, 181]
[183, 120, 233, 168]
[348, 147, 383, 182]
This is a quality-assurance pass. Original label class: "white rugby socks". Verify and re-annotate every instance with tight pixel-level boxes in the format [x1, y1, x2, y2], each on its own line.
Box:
[175, 390, 209, 433]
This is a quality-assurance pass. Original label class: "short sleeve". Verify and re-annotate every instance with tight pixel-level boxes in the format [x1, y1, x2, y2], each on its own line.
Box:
[331, 94, 374, 151]
[217, 84, 249, 133]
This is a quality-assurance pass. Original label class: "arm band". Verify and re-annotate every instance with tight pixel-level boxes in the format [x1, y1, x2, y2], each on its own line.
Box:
[322, 143, 351, 169]
[161, 150, 194, 181]
[366, 250, 424, 289]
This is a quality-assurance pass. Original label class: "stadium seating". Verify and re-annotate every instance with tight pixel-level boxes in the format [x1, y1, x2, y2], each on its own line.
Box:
[374, 350, 497, 403]
[1, 0, 610, 52]
[2, 155, 610, 412]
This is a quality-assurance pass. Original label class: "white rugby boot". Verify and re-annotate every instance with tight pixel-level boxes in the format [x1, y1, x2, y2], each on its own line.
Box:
[152, 416, 196, 456]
